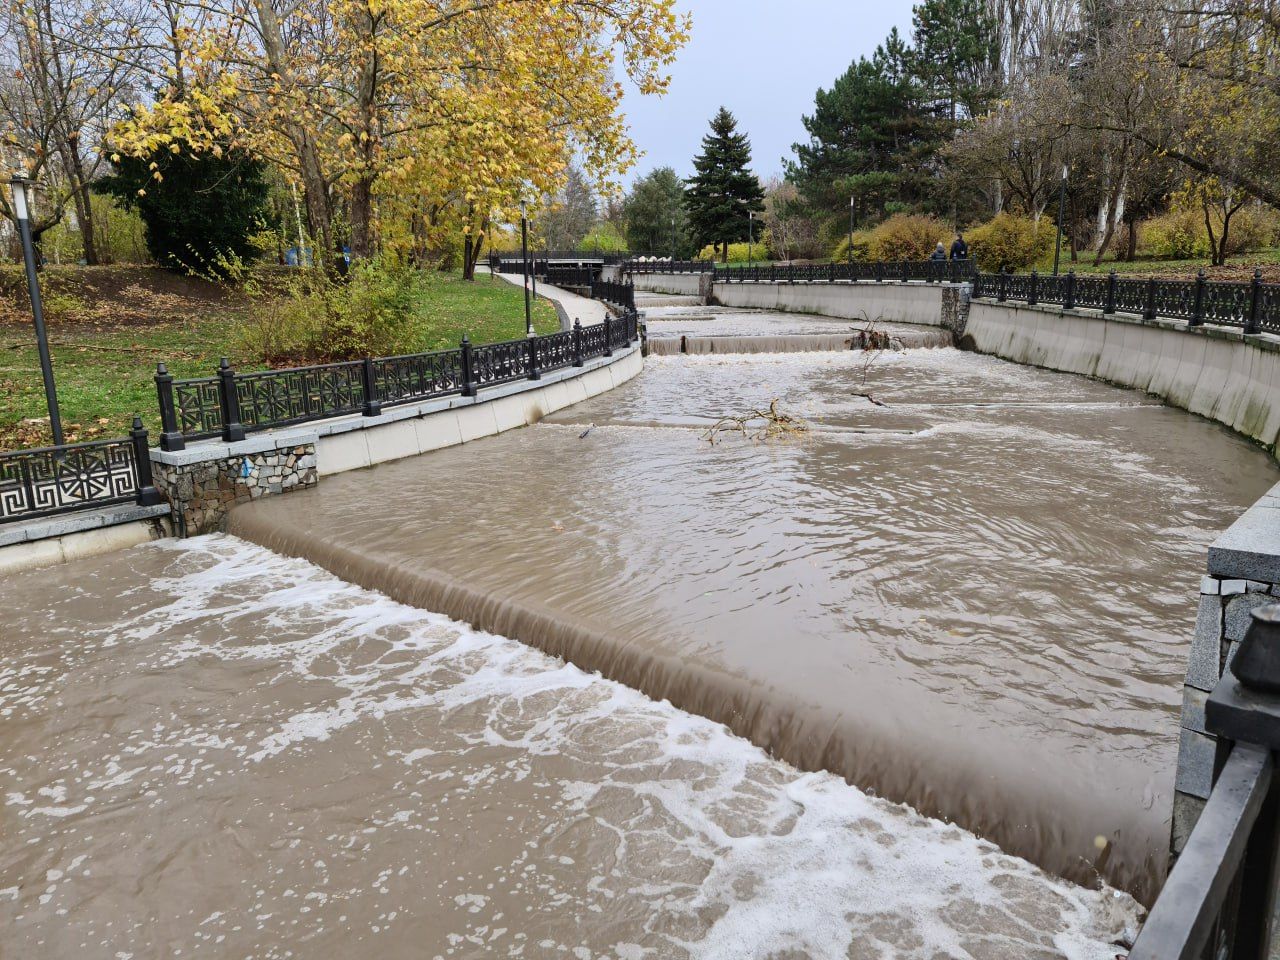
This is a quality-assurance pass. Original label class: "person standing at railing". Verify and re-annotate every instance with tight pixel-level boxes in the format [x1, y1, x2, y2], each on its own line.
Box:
[950, 233, 969, 261]
[929, 242, 947, 261]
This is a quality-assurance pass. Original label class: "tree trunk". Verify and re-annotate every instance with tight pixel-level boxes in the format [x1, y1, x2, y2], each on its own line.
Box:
[65, 148, 99, 265]
[255, 0, 337, 273]
[349, 177, 374, 260]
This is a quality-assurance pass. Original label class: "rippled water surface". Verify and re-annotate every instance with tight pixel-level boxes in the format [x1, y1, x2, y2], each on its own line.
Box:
[233, 348, 1279, 901]
[0, 537, 1141, 958]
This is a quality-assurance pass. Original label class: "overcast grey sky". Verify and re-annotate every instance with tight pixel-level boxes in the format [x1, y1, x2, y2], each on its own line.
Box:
[618, 0, 917, 185]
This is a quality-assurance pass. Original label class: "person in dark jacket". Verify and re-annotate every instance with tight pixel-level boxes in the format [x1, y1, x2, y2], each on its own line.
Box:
[950, 233, 969, 260]
[929, 242, 947, 261]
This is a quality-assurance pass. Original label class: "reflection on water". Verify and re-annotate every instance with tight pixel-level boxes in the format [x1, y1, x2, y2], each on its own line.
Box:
[234, 348, 1278, 902]
[0, 537, 1141, 958]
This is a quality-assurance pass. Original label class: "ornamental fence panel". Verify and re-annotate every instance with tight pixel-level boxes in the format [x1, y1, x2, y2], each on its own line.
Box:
[0, 424, 161, 524]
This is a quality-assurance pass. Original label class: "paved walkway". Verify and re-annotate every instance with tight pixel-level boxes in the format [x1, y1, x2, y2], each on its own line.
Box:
[486, 267, 606, 328]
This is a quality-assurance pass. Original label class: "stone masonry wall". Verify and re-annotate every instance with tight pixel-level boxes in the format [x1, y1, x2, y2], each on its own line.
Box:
[1172, 572, 1280, 855]
[153, 444, 317, 537]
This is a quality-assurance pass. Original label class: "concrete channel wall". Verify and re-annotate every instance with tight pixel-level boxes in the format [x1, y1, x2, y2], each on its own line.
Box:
[148, 345, 643, 536]
[630, 272, 965, 331]
[630, 272, 710, 298]
[964, 300, 1280, 456]
[712, 280, 959, 329]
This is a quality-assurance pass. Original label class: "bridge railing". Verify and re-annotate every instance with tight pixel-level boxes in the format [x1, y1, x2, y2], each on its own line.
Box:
[973, 268, 1279, 335]
[489, 251, 628, 272]
[710, 259, 978, 284]
[153, 311, 641, 451]
[1, 419, 162, 524]
[1128, 605, 1280, 960]
[625, 259, 714, 274]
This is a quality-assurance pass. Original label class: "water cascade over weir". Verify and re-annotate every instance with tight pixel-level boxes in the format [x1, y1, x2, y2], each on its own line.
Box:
[231, 316, 1279, 905]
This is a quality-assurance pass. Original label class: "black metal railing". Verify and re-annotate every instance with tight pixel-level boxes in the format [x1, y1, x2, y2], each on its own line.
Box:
[712, 259, 978, 284]
[539, 264, 601, 287]
[974, 268, 1279, 335]
[591, 277, 636, 312]
[1, 418, 162, 524]
[489, 251, 628, 272]
[625, 259, 714, 274]
[154, 312, 641, 450]
[1128, 605, 1280, 960]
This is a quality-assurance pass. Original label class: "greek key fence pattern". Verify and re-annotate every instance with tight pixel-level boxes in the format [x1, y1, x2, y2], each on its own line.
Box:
[1, 427, 161, 524]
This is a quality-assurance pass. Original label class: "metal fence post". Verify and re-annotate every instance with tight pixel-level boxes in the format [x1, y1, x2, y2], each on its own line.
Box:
[1247, 268, 1263, 335]
[572, 320, 584, 367]
[217, 358, 246, 442]
[460, 336, 476, 397]
[154, 362, 185, 452]
[1144, 277, 1157, 321]
[527, 334, 541, 380]
[997, 270, 1007, 302]
[130, 416, 163, 506]
[1191, 270, 1206, 327]
[1028, 269, 1039, 305]
[1064, 270, 1076, 311]
[603, 315, 613, 357]
[875, 261, 884, 283]
[1105, 270, 1117, 314]
[361, 357, 381, 416]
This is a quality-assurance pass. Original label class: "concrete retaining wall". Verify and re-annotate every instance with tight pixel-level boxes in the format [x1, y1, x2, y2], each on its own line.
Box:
[316, 347, 643, 474]
[146, 345, 644, 534]
[0, 503, 172, 574]
[631, 272, 710, 298]
[965, 300, 1280, 455]
[711, 280, 959, 329]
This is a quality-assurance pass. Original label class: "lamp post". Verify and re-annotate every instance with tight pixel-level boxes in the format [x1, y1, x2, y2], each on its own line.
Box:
[848, 195, 855, 264]
[10, 175, 63, 447]
[1053, 163, 1068, 276]
[670, 213, 676, 262]
[748, 210, 754, 269]
[519, 199, 533, 337]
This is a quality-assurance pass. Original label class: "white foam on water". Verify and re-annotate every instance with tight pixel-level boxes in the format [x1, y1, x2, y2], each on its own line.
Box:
[51, 534, 1143, 959]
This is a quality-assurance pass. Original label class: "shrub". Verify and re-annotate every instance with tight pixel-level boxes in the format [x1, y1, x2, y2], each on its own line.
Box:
[865, 214, 949, 261]
[1139, 205, 1280, 261]
[235, 259, 421, 364]
[830, 230, 874, 263]
[965, 213, 1055, 271]
[696, 240, 768, 263]
[1139, 208, 1207, 259]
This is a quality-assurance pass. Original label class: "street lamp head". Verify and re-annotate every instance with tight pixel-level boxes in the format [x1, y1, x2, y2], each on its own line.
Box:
[9, 175, 34, 221]
[1061, 164, 1069, 181]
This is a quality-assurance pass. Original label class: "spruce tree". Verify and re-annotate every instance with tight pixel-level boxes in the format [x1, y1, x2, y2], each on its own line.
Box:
[684, 108, 764, 260]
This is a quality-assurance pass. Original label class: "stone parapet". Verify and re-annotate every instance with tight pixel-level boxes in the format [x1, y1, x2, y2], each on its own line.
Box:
[153, 442, 317, 536]
[1171, 481, 1280, 856]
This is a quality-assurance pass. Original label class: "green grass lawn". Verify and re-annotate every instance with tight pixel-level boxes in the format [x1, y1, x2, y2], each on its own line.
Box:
[1, 269, 558, 450]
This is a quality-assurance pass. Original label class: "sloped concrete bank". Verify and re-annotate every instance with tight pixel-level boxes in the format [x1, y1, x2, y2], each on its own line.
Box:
[964, 300, 1280, 457]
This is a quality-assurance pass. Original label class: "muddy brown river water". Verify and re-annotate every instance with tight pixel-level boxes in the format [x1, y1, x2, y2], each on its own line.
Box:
[1, 537, 1140, 958]
[232, 347, 1278, 905]
[2, 317, 1275, 957]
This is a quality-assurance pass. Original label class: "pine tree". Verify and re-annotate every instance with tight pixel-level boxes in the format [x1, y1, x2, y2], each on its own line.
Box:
[787, 30, 945, 229]
[683, 108, 765, 260]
